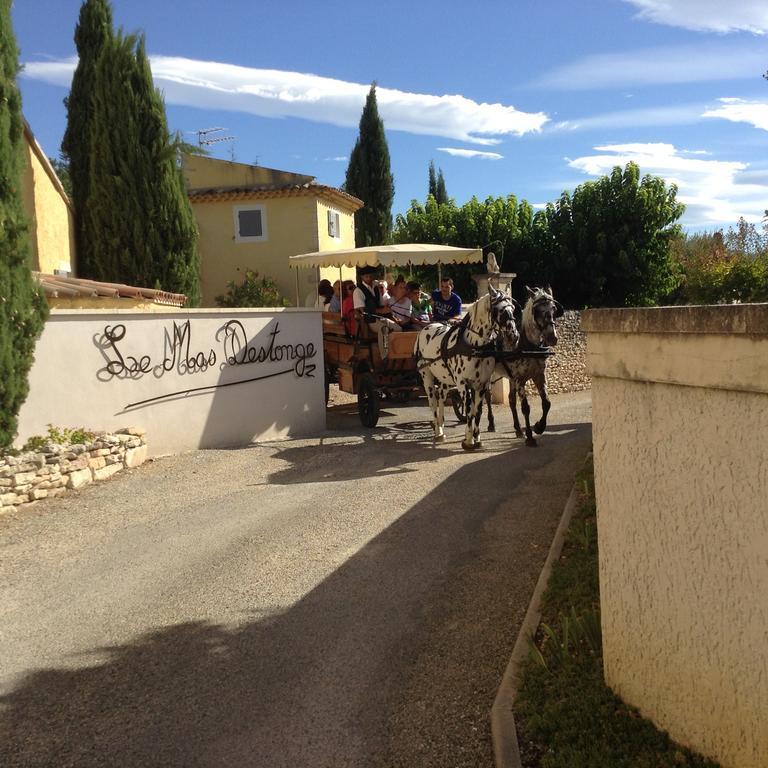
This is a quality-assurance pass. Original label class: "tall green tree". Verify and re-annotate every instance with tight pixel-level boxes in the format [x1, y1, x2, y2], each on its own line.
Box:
[428, 160, 437, 200]
[0, 1, 49, 449]
[61, 0, 113, 280]
[83, 32, 199, 302]
[435, 168, 448, 206]
[427, 160, 448, 205]
[345, 84, 394, 246]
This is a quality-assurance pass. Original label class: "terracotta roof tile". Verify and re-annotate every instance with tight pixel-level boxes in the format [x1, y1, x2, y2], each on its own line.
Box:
[34, 273, 187, 307]
[188, 182, 363, 212]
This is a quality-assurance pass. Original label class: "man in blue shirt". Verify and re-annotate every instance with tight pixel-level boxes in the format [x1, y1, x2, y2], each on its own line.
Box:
[431, 277, 462, 322]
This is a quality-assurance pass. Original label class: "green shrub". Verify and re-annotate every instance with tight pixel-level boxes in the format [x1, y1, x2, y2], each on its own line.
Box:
[215, 269, 290, 308]
[22, 424, 95, 452]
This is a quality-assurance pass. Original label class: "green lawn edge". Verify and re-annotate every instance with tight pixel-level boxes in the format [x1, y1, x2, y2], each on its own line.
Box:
[512, 456, 721, 768]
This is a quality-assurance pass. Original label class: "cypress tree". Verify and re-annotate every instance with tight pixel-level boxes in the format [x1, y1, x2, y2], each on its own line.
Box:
[428, 160, 437, 199]
[78, 30, 199, 302]
[61, 0, 113, 280]
[435, 168, 448, 206]
[0, 1, 49, 449]
[344, 84, 394, 246]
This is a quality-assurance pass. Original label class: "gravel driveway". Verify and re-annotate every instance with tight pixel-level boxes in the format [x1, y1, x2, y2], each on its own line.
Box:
[0, 390, 591, 767]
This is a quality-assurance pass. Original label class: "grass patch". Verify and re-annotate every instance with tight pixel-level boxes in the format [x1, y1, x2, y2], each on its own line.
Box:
[513, 457, 720, 768]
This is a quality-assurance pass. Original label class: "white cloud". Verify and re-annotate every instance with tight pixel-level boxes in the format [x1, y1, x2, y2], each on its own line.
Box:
[324, 156, 348, 162]
[436, 147, 503, 160]
[534, 44, 765, 89]
[623, 0, 768, 34]
[553, 104, 703, 131]
[22, 56, 548, 145]
[568, 142, 768, 227]
[703, 98, 768, 131]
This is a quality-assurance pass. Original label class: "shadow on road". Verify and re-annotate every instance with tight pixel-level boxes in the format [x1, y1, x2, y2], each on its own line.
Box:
[0, 422, 591, 768]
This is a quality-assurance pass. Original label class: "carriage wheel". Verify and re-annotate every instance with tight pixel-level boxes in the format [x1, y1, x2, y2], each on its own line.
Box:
[358, 374, 380, 428]
[451, 390, 467, 424]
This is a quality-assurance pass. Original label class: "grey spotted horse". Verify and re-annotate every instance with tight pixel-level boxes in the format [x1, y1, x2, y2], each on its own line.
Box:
[414, 285, 519, 450]
[485, 286, 563, 447]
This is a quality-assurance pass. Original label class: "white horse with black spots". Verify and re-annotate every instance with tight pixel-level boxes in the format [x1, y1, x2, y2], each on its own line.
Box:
[485, 286, 563, 446]
[414, 285, 519, 450]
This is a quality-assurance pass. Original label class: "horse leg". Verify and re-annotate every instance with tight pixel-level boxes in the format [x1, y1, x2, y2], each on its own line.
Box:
[532, 368, 551, 435]
[486, 389, 495, 432]
[436, 381, 447, 440]
[509, 384, 524, 439]
[520, 390, 536, 447]
[462, 386, 483, 450]
[421, 369, 444, 442]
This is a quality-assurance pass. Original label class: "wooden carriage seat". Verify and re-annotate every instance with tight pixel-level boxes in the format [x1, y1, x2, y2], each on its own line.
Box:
[388, 331, 418, 360]
[322, 311, 348, 338]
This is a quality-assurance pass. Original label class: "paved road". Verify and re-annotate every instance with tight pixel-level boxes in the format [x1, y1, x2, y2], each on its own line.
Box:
[0, 390, 591, 768]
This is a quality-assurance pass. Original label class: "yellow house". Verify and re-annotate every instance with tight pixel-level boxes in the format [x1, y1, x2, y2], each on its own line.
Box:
[20, 120, 77, 276]
[183, 154, 363, 306]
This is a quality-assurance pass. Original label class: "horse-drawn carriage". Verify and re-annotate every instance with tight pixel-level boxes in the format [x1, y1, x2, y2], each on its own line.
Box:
[289, 244, 484, 428]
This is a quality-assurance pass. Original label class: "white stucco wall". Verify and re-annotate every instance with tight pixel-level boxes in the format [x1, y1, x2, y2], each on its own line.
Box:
[17, 308, 325, 456]
[582, 304, 768, 768]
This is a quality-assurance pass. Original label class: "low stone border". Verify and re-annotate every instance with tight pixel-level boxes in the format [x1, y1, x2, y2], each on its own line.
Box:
[0, 428, 147, 515]
[490, 458, 587, 767]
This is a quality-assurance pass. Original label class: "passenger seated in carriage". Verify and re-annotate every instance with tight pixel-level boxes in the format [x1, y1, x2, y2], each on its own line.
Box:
[431, 277, 462, 322]
[407, 281, 432, 328]
[341, 280, 357, 335]
[387, 280, 413, 329]
[353, 265, 401, 358]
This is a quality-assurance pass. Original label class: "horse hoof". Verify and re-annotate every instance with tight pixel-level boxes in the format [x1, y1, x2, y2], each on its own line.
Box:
[533, 422, 545, 435]
[488, 425, 496, 433]
[525, 437, 538, 447]
[514, 430, 524, 439]
[462, 441, 482, 451]
[434, 434, 445, 443]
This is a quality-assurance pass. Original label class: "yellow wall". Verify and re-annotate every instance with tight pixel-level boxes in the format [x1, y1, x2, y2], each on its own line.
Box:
[187, 155, 360, 307]
[315, 200, 356, 292]
[20, 136, 76, 275]
[583, 304, 768, 768]
[194, 195, 321, 306]
[183, 154, 313, 190]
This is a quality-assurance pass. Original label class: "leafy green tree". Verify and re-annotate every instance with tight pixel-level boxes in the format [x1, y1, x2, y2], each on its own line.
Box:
[215, 269, 289, 307]
[61, 0, 113, 279]
[345, 84, 395, 246]
[671, 220, 768, 304]
[0, 1, 49, 449]
[79, 31, 200, 303]
[533, 163, 684, 307]
[394, 194, 537, 299]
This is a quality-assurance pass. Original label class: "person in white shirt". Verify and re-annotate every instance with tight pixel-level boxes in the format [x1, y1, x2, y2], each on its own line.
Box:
[353, 266, 400, 358]
[387, 281, 412, 328]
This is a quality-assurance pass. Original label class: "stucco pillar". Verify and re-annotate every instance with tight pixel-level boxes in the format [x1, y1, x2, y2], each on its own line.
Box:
[582, 304, 768, 768]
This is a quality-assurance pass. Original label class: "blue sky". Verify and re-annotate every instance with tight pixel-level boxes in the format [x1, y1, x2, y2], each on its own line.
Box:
[11, 0, 768, 231]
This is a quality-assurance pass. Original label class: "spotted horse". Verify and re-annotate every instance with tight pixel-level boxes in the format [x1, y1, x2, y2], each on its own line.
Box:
[485, 285, 563, 446]
[414, 285, 519, 450]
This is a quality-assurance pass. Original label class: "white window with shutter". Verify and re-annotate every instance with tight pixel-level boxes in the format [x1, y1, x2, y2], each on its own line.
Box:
[327, 209, 340, 239]
[234, 204, 268, 243]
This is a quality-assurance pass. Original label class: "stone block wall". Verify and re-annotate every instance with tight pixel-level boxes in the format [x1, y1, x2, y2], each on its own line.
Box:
[547, 310, 590, 394]
[0, 428, 146, 515]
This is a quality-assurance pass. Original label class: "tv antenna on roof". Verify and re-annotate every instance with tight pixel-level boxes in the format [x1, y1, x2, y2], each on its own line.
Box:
[190, 127, 236, 148]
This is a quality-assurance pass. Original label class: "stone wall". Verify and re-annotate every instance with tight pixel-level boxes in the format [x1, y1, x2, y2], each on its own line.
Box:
[547, 310, 590, 394]
[0, 428, 146, 516]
